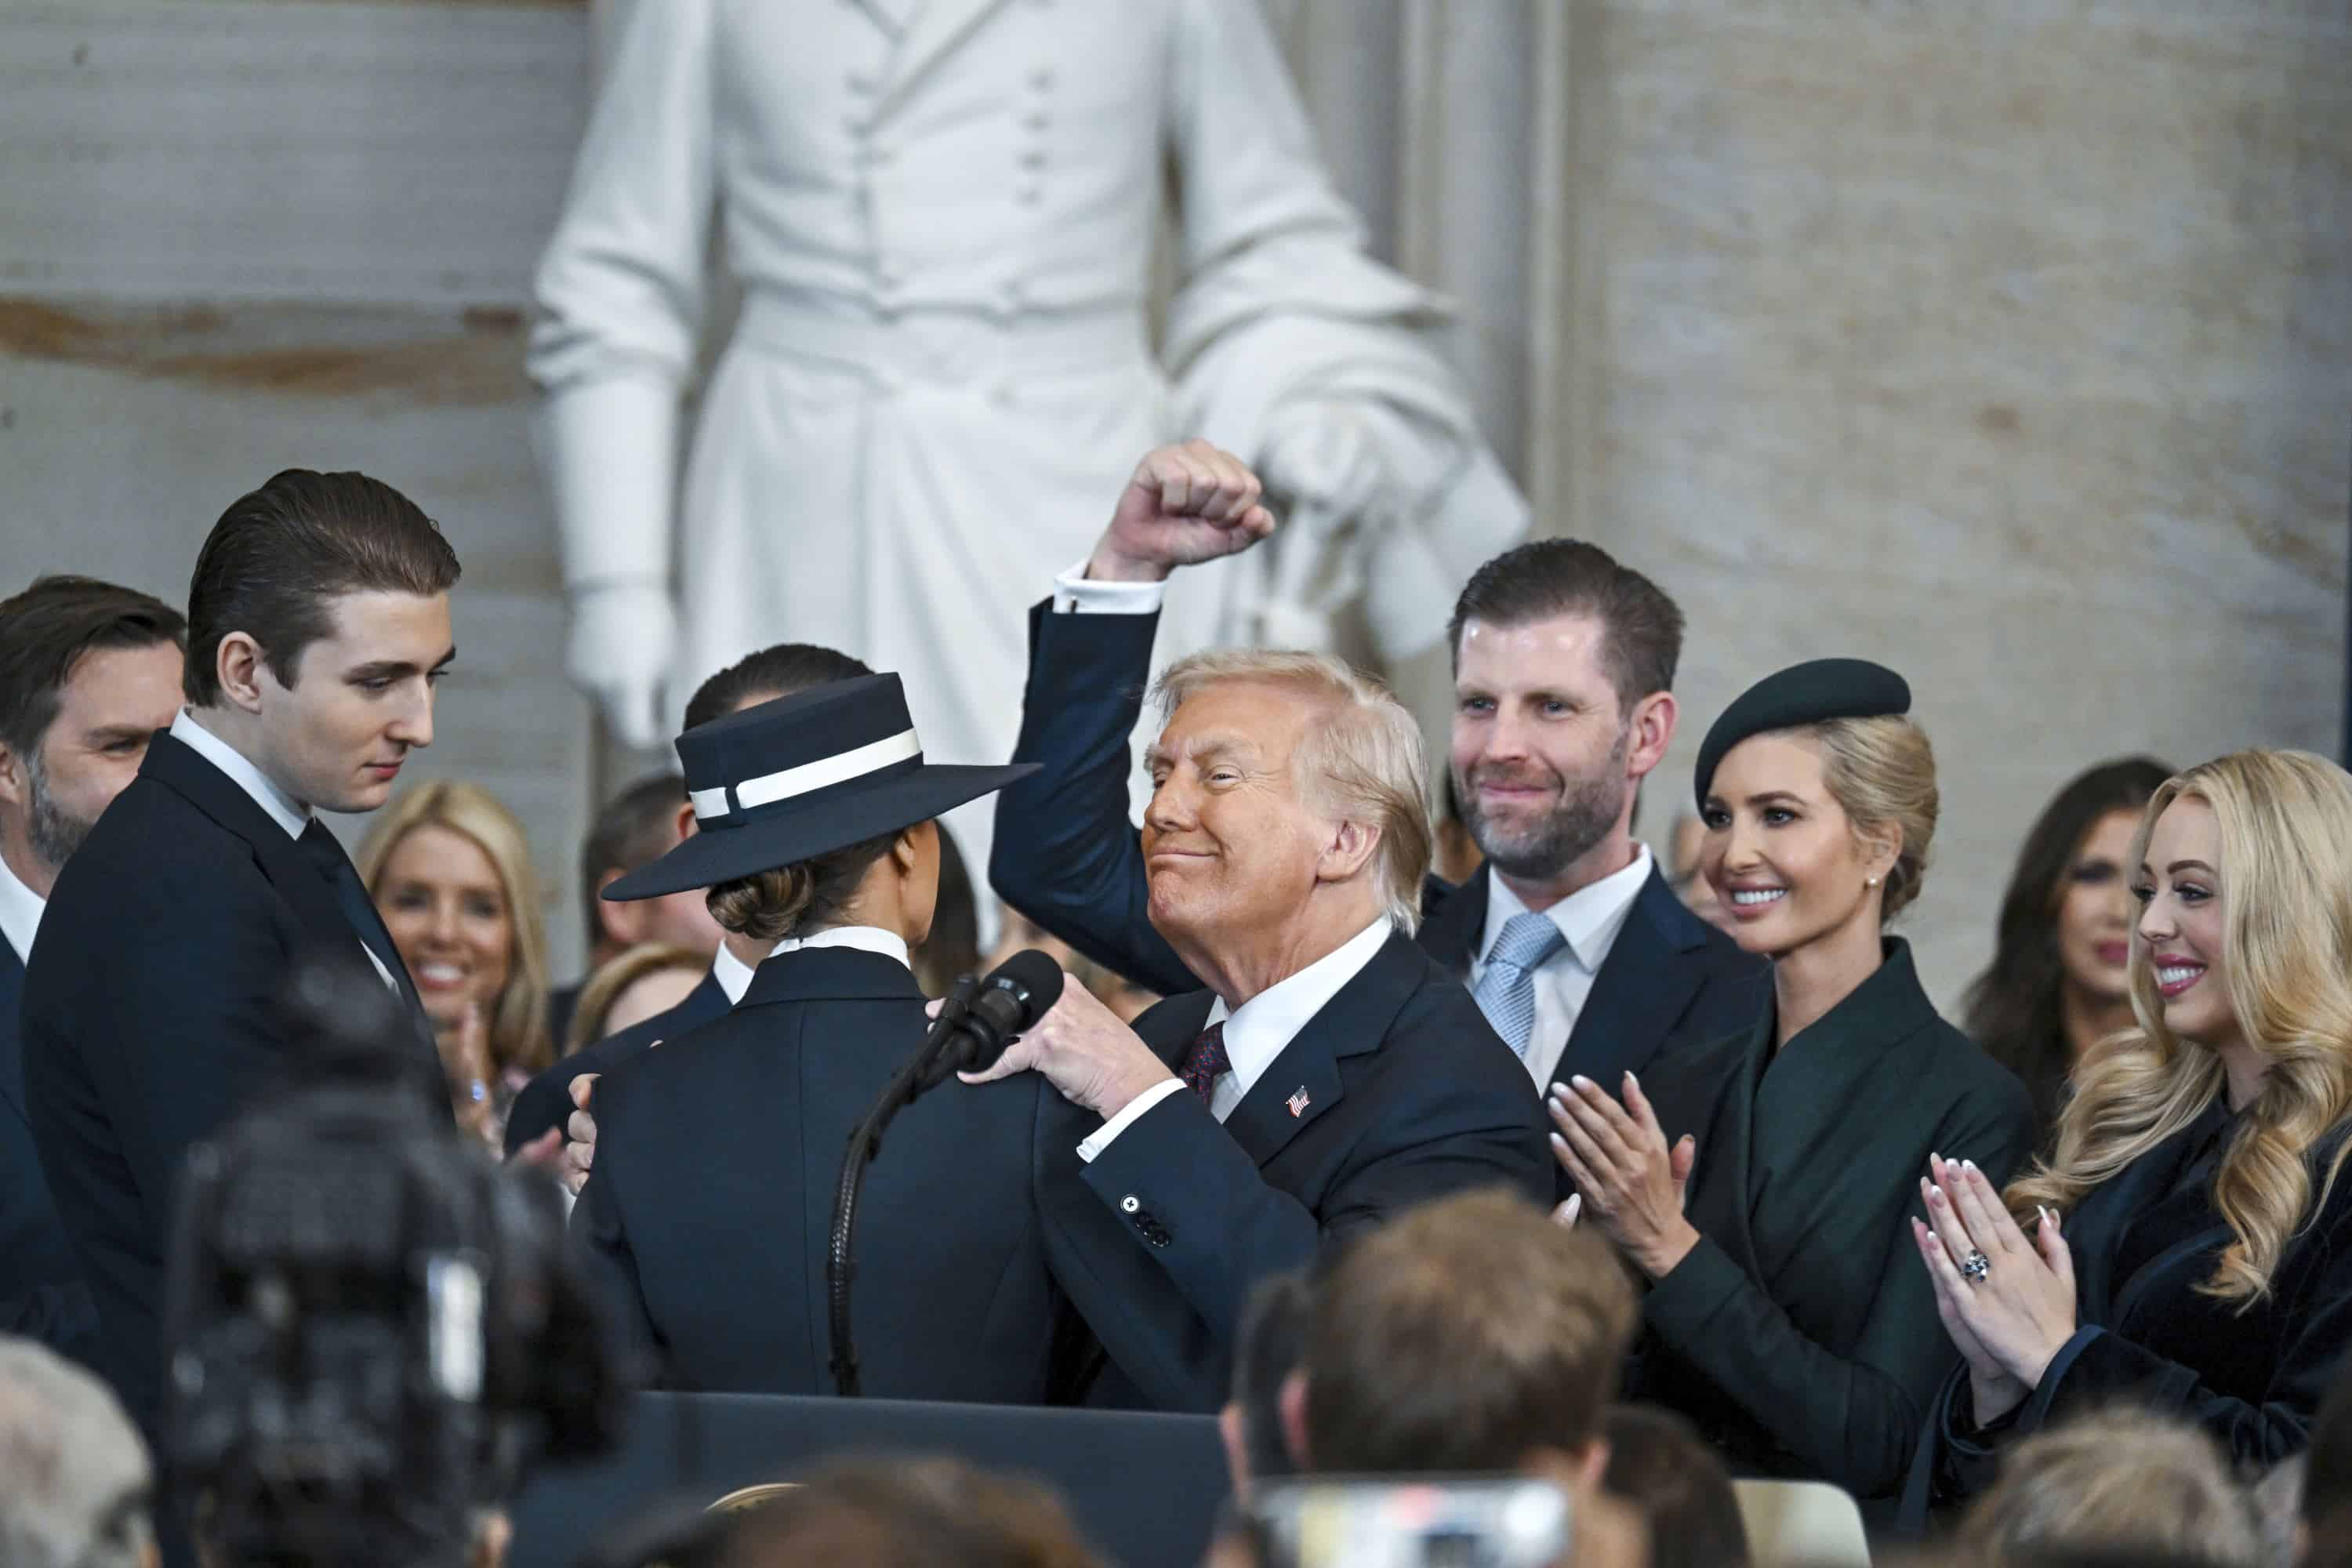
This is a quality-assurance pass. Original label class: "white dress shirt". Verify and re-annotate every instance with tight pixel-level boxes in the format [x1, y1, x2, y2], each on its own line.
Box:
[1053, 561, 1166, 616]
[1078, 916, 1394, 1160]
[169, 709, 400, 996]
[773, 924, 913, 970]
[1471, 847, 1653, 1091]
[0, 846, 45, 967]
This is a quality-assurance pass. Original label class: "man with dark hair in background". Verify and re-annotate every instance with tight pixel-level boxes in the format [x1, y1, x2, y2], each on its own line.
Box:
[0, 577, 185, 1366]
[23, 470, 460, 1428]
[504, 641, 875, 1163]
[546, 771, 728, 1047]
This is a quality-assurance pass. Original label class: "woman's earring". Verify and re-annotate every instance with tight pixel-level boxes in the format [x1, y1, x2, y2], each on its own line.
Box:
[1866, 876, 1880, 888]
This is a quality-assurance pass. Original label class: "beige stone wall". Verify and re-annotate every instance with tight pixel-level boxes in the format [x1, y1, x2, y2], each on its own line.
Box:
[1560, 1, 2352, 1004]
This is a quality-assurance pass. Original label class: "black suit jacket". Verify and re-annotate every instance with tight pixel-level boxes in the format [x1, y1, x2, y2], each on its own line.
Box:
[575, 946, 1070, 1403]
[1040, 929, 1552, 1413]
[987, 601, 1767, 1176]
[1904, 1105, 2352, 1526]
[503, 971, 731, 1156]
[21, 731, 440, 1424]
[0, 936, 97, 1363]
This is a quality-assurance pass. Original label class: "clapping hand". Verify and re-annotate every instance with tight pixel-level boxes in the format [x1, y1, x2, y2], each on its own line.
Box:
[1084, 441, 1276, 585]
[1546, 1072, 1701, 1279]
[1911, 1153, 2078, 1426]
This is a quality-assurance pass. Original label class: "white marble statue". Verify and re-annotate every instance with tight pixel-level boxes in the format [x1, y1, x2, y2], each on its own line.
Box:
[528, 0, 1526, 875]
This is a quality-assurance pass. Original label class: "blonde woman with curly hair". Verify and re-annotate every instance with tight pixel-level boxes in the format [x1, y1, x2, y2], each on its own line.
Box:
[1904, 748, 2352, 1523]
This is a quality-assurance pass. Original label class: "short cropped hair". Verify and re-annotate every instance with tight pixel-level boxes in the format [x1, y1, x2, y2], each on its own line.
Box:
[1231, 1271, 1312, 1486]
[1303, 1188, 1637, 1473]
[582, 772, 692, 943]
[184, 470, 459, 706]
[1446, 539, 1684, 711]
[685, 643, 873, 734]
[0, 1336, 154, 1568]
[721, 1456, 1103, 1568]
[0, 575, 186, 762]
[1152, 649, 1432, 934]
[1957, 1409, 2262, 1568]
[1601, 1405, 1750, 1568]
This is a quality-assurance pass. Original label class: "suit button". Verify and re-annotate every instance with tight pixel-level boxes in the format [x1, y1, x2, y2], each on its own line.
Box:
[1120, 1195, 1140, 1214]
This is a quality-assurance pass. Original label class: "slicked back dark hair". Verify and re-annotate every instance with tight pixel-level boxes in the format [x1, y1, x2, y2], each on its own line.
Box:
[684, 644, 873, 734]
[1446, 539, 1685, 712]
[581, 772, 695, 946]
[0, 575, 187, 761]
[184, 470, 459, 706]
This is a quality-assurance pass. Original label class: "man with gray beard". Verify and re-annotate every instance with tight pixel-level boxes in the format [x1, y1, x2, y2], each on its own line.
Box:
[0, 577, 186, 1364]
[993, 525, 1766, 1196]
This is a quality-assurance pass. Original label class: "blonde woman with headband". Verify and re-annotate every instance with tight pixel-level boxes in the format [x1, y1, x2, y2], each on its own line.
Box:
[1903, 749, 2352, 1523]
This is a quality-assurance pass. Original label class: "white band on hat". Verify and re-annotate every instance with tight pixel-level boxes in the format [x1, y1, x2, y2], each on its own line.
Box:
[691, 728, 922, 823]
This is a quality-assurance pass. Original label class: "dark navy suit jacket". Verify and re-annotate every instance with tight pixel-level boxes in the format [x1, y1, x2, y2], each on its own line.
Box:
[0, 935, 98, 1363]
[985, 599, 1769, 1196]
[503, 970, 731, 1157]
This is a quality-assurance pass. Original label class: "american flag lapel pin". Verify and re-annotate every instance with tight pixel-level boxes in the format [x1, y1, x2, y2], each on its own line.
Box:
[1286, 1086, 1311, 1118]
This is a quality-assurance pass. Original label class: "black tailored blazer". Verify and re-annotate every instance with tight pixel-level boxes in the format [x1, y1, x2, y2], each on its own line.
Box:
[503, 970, 731, 1156]
[575, 945, 1073, 1404]
[1039, 929, 1552, 1414]
[1626, 941, 2036, 1512]
[1902, 1105, 2352, 1527]
[986, 598, 1768, 1194]
[0, 937, 97, 1364]
[21, 731, 441, 1425]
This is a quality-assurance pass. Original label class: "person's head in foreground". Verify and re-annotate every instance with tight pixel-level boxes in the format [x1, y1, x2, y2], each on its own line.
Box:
[1599, 1403, 1750, 1568]
[718, 1456, 1103, 1568]
[0, 1336, 155, 1568]
[1955, 1407, 2261, 1568]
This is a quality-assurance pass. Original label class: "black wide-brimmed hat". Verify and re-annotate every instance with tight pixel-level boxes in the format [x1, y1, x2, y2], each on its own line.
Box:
[602, 673, 1036, 901]
[1693, 657, 1911, 808]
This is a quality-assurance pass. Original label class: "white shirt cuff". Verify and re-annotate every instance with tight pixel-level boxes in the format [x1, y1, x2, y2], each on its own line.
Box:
[1076, 1077, 1185, 1162]
[1052, 560, 1167, 615]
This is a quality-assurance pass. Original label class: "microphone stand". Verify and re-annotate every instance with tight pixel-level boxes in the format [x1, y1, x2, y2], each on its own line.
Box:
[826, 972, 978, 1398]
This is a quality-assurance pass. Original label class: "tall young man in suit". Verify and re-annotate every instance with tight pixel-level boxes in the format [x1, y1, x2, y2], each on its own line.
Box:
[967, 442, 1551, 1411]
[991, 445, 1765, 1145]
[23, 470, 459, 1427]
[0, 576, 187, 1367]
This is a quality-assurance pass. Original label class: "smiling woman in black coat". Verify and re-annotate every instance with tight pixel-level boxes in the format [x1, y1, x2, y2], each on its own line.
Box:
[1905, 750, 2352, 1525]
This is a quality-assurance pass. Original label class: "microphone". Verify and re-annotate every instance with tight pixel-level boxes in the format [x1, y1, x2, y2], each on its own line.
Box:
[932, 948, 1065, 1080]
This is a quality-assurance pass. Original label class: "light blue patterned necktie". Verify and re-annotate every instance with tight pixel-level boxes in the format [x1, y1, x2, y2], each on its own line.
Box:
[1471, 912, 1569, 1058]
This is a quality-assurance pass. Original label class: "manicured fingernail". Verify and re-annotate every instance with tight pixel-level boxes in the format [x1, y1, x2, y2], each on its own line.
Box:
[1625, 1071, 1639, 1087]
[1550, 1131, 1567, 1148]
[1570, 1076, 1594, 1091]
[1962, 1159, 1977, 1174]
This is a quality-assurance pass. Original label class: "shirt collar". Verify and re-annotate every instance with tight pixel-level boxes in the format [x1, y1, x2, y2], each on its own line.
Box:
[1480, 845, 1653, 973]
[711, 940, 764, 1005]
[1206, 917, 1394, 1100]
[170, 710, 310, 840]
[774, 924, 913, 970]
[0, 845, 45, 965]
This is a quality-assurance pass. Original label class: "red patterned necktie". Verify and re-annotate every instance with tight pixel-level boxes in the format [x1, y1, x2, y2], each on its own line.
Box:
[1178, 1022, 1231, 1103]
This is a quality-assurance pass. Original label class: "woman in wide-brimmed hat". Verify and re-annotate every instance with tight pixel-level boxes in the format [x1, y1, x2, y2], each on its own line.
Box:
[570, 672, 1075, 1401]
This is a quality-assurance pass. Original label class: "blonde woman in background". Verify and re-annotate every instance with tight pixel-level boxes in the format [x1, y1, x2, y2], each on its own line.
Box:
[357, 780, 552, 1145]
[1905, 750, 2352, 1522]
[565, 942, 709, 1056]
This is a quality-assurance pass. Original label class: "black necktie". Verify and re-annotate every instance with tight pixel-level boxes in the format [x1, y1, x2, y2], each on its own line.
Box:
[298, 818, 409, 1001]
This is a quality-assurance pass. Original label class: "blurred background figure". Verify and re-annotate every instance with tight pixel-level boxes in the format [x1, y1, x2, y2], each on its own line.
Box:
[988, 906, 1158, 1023]
[911, 826, 984, 1001]
[1432, 775, 1485, 887]
[1954, 1409, 2263, 1568]
[1599, 1404, 1751, 1568]
[1218, 1272, 1311, 1503]
[553, 772, 725, 1047]
[1665, 809, 1732, 935]
[1963, 756, 2176, 1141]
[0, 1334, 154, 1568]
[564, 942, 709, 1056]
[716, 1457, 1105, 1568]
[358, 780, 554, 1146]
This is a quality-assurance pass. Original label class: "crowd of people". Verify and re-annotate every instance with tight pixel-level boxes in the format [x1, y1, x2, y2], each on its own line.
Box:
[2, 441, 2349, 1568]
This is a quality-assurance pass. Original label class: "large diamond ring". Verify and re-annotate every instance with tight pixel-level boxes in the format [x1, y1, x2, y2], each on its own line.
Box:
[1962, 1249, 1991, 1284]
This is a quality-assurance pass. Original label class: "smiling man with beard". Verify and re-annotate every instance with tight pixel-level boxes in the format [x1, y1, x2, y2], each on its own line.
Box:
[993, 481, 1766, 1178]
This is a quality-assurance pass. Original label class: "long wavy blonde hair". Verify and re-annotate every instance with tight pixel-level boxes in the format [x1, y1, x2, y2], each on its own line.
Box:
[357, 780, 554, 1077]
[2008, 750, 2352, 1305]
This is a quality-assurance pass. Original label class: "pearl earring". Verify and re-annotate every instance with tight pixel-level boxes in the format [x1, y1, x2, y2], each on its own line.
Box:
[1866, 877, 1880, 888]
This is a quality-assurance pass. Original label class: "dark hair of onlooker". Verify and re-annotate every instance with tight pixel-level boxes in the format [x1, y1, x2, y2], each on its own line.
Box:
[2303, 1358, 2352, 1547]
[1445, 539, 1684, 711]
[1599, 1405, 1750, 1568]
[1962, 757, 2176, 1129]
[183, 470, 459, 707]
[720, 1456, 1104, 1568]
[582, 772, 692, 946]
[684, 643, 873, 734]
[1302, 1187, 1636, 1474]
[1232, 1272, 1312, 1488]
[914, 826, 984, 999]
[0, 575, 186, 761]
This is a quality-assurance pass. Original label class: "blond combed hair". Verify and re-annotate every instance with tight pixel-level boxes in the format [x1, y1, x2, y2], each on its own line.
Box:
[357, 779, 554, 1077]
[1152, 648, 1432, 934]
[1811, 713, 1940, 921]
[1956, 1408, 2262, 1568]
[2009, 749, 2352, 1305]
